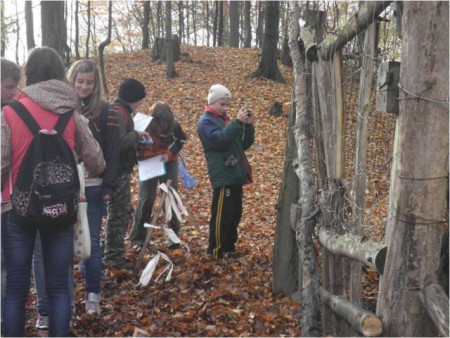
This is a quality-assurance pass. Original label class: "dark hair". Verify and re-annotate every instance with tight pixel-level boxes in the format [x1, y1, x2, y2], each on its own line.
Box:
[1, 58, 21, 82]
[148, 102, 175, 138]
[67, 59, 104, 119]
[24, 47, 66, 86]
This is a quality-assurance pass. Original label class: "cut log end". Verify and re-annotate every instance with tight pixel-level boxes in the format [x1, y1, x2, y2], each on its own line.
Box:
[361, 315, 383, 337]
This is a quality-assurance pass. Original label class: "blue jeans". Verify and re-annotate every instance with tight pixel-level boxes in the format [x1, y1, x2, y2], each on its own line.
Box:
[2, 212, 73, 337]
[81, 185, 104, 294]
[33, 232, 74, 316]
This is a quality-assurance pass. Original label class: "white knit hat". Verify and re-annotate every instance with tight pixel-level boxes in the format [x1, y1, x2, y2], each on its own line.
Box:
[207, 84, 232, 104]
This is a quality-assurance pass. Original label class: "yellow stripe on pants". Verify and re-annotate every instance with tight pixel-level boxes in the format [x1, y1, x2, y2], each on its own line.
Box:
[213, 187, 225, 260]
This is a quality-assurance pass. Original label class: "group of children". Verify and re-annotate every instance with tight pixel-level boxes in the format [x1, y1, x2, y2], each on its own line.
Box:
[1, 46, 255, 336]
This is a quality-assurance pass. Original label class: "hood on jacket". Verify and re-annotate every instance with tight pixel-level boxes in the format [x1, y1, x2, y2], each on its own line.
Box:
[21, 79, 79, 115]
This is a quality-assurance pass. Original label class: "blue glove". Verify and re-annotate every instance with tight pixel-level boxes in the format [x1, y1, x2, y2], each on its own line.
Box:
[178, 158, 196, 189]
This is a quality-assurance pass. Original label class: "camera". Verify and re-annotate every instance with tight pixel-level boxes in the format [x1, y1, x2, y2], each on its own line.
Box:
[246, 109, 252, 117]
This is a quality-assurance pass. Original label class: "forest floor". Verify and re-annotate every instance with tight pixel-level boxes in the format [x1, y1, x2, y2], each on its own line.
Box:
[24, 45, 394, 337]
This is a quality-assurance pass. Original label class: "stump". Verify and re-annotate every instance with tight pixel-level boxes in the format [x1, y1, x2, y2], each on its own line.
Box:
[151, 35, 181, 62]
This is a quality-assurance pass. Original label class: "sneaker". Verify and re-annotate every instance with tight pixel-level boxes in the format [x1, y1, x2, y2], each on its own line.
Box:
[224, 251, 242, 259]
[35, 314, 49, 330]
[85, 292, 101, 315]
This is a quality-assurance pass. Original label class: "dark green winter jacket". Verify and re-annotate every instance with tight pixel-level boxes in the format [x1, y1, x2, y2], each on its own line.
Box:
[197, 110, 254, 189]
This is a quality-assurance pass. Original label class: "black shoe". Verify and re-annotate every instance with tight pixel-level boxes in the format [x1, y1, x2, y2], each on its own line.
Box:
[104, 257, 134, 270]
[168, 243, 181, 250]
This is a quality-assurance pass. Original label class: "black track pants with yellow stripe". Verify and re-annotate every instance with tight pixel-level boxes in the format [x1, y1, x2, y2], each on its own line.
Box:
[208, 185, 243, 259]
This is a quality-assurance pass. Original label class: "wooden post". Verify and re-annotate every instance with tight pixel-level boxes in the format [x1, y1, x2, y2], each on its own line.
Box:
[135, 179, 172, 272]
[350, 22, 377, 306]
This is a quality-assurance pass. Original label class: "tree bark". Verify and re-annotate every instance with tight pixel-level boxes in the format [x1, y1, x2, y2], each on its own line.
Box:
[418, 280, 449, 337]
[142, 1, 151, 49]
[165, 2, 177, 78]
[41, 1, 67, 59]
[289, 3, 320, 336]
[229, 0, 239, 47]
[319, 287, 383, 337]
[319, 228, 387, 274]
[251, 1, 285, 83]
[272, 94, 299, 296]
[377, 2, 449, 337]
[178, 1, 184, 44]
[318, 1, 392, 61]
[98, 0, 112, 94]
[25, 1, 35, 50]
[74, 0, 80, 59]
[243, 1, 251, 48]
[217, 1, 224, 47]
[85, 1, 91, 58]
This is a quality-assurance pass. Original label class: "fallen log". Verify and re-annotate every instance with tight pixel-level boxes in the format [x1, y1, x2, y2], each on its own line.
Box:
[318, 228, 387, 274]
[418, 276, 449, 337]
[319, 287, 382, 337]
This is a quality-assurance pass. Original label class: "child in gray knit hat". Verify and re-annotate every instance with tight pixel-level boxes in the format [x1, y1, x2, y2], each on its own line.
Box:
[197, 84, 256, 260]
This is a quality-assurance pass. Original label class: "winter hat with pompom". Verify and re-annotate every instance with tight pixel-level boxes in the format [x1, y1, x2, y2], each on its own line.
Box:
[207, 84, 231, 105]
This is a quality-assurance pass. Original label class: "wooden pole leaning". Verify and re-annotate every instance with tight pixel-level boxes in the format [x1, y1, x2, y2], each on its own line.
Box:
[134, 179, 172, 272]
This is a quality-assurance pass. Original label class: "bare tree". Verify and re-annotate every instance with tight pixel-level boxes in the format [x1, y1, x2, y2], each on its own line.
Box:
[142, 1, 151, 49]
[229, 0, 239, 47]
[74, 0, 80, 59]
[85, 1, 91, 58]
[251, 1, 285, 83]
[243, 1, 252, 48]
[165, 1, 177, 78]
[25, 1, 35, 50]
[41, 1, 67, 59]
[99, 1, 112, 94]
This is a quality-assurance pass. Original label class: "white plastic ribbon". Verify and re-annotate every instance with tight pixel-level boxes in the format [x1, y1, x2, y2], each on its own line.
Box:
[138, 251, 174, 286]
[170, 187, 189, 217]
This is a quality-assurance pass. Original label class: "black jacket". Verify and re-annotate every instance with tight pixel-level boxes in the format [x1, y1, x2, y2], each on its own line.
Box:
[88, 102, 120, 197]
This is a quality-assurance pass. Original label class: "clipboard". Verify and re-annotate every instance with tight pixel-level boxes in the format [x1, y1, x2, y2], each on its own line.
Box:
[138, 154, 166, 181]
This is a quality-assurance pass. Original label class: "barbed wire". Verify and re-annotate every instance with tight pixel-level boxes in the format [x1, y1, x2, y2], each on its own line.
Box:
[398, 83, 449, 105]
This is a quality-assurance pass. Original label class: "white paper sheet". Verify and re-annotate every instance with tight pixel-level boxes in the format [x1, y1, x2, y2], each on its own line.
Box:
[138, 155, 166, 181]
[133, 112, 153, 132]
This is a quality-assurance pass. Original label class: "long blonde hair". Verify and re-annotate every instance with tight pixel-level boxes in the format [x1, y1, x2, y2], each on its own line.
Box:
[67, 59, 104, 119]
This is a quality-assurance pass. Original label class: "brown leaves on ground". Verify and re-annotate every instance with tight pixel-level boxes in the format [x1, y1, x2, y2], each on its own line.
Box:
[26, 46, 299, 337]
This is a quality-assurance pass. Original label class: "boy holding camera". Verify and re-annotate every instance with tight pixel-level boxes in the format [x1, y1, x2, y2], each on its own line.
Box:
[197, 84, 255, 260]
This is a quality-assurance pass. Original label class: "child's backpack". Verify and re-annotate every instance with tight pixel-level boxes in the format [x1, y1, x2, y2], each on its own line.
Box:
[8, 101, 80, 227]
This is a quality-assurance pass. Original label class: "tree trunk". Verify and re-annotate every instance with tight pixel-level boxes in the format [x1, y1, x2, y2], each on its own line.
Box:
[251, 2, 285, 83]
[165, 2, 177, 78]
[243, 1, 251, 48]
[272, 93, 299, 296]
[25, 1, 35, 50]
[217, 1, 224, 47]
[142, 1, 150, 49]
[74, 0, 80, 59]
[0, 4, 5, 57]
[41, 1, 66, 59]
[377, 2, 449, 337]
[178, 1, 184, 44]
[289, 3, 321, 336]
[256, 1, 264, 48]
[98, 1, 112, 94]
[85, 0, 91, 58]
[191, 2, 197, 45]
[229, 1, 239, 47]
[14, 0, 19, 64]
[213, 1, 218, 47]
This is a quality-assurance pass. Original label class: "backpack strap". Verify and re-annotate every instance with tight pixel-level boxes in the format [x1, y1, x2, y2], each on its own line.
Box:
[8, 101, 41, 136]
[54, 110, 74, 134]
[8, 101, 74, 136]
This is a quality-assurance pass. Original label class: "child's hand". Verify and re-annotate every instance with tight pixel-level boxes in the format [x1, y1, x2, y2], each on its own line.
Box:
[237, 107, 254, 124]
[79, 193, 86, 202]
